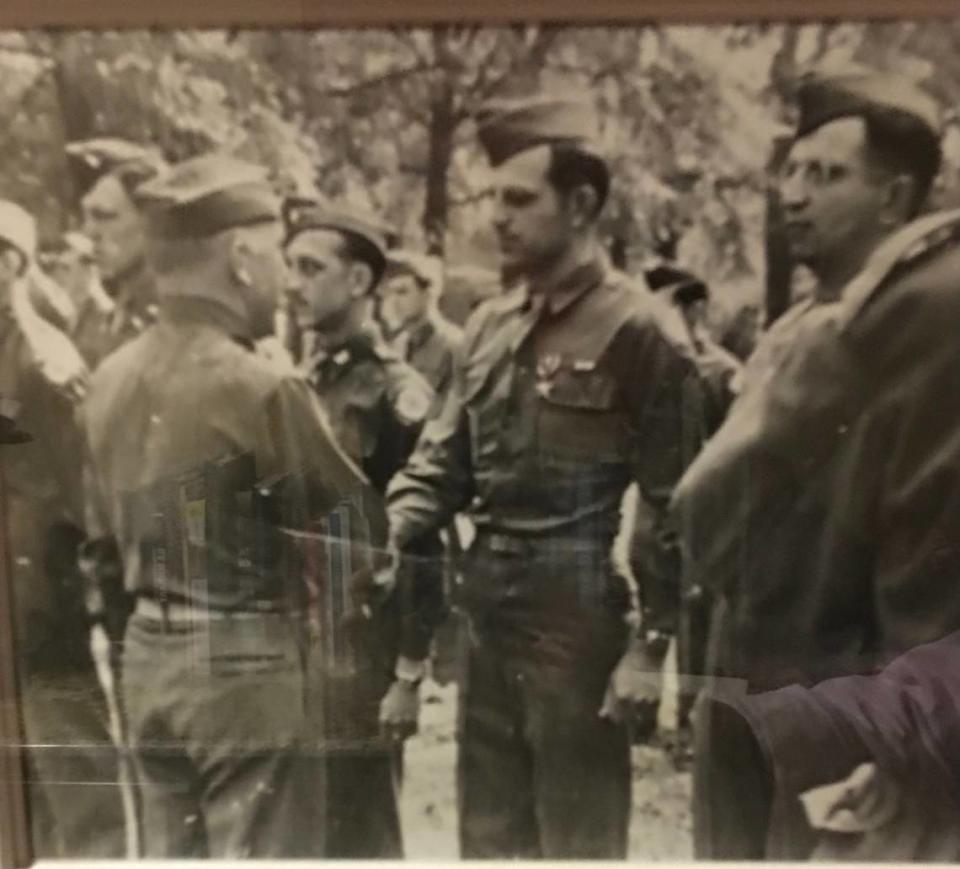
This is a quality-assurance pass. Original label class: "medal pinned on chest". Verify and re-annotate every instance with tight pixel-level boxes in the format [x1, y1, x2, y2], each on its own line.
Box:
[536, 352, 562, 381]
[535, 352, 562, 397]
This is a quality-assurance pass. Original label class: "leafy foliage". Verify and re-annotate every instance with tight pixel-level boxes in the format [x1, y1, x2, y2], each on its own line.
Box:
[0, 21, 957, 323]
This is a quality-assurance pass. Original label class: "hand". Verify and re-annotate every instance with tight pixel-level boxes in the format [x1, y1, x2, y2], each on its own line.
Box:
[824, 762, 901, 832]
[351, 550, 398, 618]
[599, 638, 665, 732]
[379, 679, 420, 743]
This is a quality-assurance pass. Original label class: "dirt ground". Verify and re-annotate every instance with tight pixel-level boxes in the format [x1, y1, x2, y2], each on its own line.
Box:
[401, 677, 693, 861]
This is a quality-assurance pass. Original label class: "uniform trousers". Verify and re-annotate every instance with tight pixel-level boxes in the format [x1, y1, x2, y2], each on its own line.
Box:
[456, 539, 631, 859]
[122, 609, 323, 858]
[303, 609, 404, 857]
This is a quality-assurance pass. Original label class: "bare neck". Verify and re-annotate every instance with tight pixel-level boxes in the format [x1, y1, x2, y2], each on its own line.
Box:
[811, 231, 890, 303]
[313, 300, 367, 350]
[526, 232, 599, 292]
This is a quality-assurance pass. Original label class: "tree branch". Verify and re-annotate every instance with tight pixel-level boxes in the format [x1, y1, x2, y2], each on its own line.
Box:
[314, 60, 437, 98]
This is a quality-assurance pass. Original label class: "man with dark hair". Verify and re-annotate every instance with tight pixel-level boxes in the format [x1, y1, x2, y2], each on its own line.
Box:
[283, 199, 441, 858]
[672, 68, 960, 860]
[387, 94, 696, 859]
[80, 156, 384, 858]
[66, 138, 166, 368]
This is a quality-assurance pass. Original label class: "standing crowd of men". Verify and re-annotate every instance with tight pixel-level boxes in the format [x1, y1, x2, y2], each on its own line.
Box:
[4, 58, 960, 862]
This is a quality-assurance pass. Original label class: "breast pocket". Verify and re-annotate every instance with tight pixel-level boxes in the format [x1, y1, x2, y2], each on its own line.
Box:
[537, 363, 629, 460]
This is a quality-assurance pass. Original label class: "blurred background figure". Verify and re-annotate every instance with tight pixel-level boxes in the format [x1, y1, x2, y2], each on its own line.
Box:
[65, 138, 166, 369]
[0, 198, 122, 860]
[435, 263, 501, 329]
[380, 250, 462, 406]
[36, 232, 103, 330]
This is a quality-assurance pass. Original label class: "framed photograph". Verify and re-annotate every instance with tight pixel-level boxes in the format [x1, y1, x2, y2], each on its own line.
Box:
[2, 1, 959, 866]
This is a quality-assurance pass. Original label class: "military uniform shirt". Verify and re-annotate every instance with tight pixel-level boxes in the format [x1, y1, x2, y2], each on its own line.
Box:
[388, 256, 694, 557]
[82, 296, 375, 612]
[301, 328, 433, 493]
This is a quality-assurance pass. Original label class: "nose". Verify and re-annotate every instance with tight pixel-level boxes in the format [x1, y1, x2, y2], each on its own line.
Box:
[779, 169, 810, 214]
[491, 191, 509, 233]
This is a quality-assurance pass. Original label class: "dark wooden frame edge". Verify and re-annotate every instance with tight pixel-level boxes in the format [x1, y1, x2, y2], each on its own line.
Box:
[2, 2, 958, 867]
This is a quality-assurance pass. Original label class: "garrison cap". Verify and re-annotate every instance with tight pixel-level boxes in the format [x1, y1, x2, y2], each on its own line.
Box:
[0, 200, 36, 262]
[66, 137, 166, 198]
[385, 249, 442, 290]
[137, 154, 281, 240]
[794, 67, 942, 143]
[283, 196, 390, 285]
[644, 262, 708, 306]
[476, 95, 601, 166]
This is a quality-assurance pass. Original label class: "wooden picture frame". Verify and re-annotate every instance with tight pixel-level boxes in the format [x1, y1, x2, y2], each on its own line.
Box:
[1, 2, 958, 867]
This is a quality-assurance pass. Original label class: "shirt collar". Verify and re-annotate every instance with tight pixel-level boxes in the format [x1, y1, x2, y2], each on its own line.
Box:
[525, 256, 607, 317]
[159, 296, 251, 345]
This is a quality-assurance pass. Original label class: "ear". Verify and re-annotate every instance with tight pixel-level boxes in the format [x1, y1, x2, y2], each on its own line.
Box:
[0, 247, 24, 281]
[882, 174, 916, 226]
[567, 184, 600, 228]
[228, 232, 254, 288]
[348, 261, 374, 299]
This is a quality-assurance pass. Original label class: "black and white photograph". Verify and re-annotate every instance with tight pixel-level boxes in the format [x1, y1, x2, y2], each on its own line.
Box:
[3, 11, 960, 864]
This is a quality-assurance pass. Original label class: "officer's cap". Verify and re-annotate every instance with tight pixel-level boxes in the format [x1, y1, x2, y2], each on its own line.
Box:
[794, 68, 941, 144]
[0, 200, 36, 263]
[477, 95, 601, 167]
[283, 197, 390, 285]
[66, 137, 166, 198]
[137, 154, 280, 240]
[644, 262, 708, 307]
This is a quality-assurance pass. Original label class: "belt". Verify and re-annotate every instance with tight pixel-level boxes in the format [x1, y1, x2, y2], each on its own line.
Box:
[134, 597, 285, 623]
[477, 531, 612, 559]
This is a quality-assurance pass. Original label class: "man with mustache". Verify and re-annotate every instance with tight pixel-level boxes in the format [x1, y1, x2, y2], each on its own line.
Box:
[282, 200, 440, 858]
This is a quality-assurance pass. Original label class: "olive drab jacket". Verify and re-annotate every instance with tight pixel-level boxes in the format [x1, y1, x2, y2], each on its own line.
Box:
[674, 208, 960, 695]
[388, 256, 697, 630]
[81, 296, 382, 615]
[301, 326, 444, 664]
[301, 327, 434, 494]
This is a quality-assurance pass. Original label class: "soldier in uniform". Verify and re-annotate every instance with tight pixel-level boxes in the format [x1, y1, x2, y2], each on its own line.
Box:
[379, 250, 466, 684]
[66, 138, 166, 369]
[80, 155, 384, 858]
[0, 200, 124, 858]
[386, 95, 696, 859]
[379, 250, 463, 400]
[672, 69, 956, 859]
[283, 200, 442, 857]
